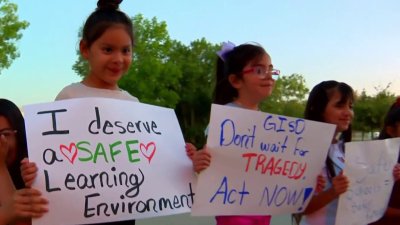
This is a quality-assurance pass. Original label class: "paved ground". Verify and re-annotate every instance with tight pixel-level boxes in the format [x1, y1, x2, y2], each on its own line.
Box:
[137, 213, 291, 225]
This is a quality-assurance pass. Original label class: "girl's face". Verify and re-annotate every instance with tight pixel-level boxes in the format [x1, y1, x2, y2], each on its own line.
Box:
[232, 53, 275, 105]
[387, 121, 400, 138]
[81, 25, 133, 90]
[323, 90, 354, 133]
[0, 116, 17, 166]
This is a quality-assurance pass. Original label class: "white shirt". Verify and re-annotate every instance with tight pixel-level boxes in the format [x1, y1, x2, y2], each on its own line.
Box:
[56, 82, 139, 102]
[300, 141, 345, 225]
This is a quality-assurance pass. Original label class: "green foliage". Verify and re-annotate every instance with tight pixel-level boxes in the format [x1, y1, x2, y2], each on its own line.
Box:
[0, 0, 29, 74]
[119, 15, 181, 108]
[261, 73, 309, 118]
[353, 88, 396, 134]
[174, 39, 219, 146]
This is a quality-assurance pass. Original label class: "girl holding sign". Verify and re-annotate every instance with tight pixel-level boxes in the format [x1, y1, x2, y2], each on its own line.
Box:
[370, 97, 400, 225]
[298, 80, 353, 225]
[299, 82, 400, 225]
[21, 0, 138, 224]
[55, 0, 138, 101]
[189, 42, 279, 225]
[0, 99, 48, 225]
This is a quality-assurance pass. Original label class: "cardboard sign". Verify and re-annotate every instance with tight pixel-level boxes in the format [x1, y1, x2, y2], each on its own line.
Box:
[191, 104, 336, 215]
[335, 138, 400, 225]
[24, 98, 194, 225]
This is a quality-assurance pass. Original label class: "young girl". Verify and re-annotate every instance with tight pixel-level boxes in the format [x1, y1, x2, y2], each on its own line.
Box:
[56, 0, 138, 101]
[189, 42, 279, 225]
[369, 97, 400, 225]
[298, 80, 353, 225]
[0, 99, 48, 225]
[22, 0, 138, 224]
[299, 81, 400, 225]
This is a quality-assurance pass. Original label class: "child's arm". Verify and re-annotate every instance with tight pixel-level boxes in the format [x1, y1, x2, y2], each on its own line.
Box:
[0, 135, 15, 200]
[303, 172, 349, 214]
[1, 139, 48, 223]
[0, 164, 15, 224]
[384, 207, 400, 218]
[0, 188, 48, 224]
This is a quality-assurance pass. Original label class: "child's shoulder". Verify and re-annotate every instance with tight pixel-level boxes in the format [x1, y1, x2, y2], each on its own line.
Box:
[55, 82, 84, 100]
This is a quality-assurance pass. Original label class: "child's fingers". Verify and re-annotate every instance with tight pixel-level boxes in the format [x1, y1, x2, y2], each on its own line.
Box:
[195, 163, 210, 173]
[20, 162, 38, 187]
[185, 143, 197, 151]
[21, 164, 38, 175]
[332, 174, 349, 195]
[20, 157, 30, 164]
[393, 164, 400, 181]
[192, 150, 211, 173]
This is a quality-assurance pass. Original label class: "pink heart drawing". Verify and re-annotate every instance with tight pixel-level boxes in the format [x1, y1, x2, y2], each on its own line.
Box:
[140, 142, 156, 164]
[60, 143, 78, 164]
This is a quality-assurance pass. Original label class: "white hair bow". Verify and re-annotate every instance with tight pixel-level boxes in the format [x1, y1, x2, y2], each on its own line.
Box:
[217, 41, 235, 62]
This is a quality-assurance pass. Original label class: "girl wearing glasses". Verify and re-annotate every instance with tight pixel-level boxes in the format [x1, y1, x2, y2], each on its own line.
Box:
[0, 99, 48, 224]
[187, 42, 279, 225]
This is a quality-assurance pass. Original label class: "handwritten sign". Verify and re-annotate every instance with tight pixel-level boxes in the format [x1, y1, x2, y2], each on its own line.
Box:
[23, 98, 195, 225]
[335, 138, 400, 225]
[191, 104, 336, 215]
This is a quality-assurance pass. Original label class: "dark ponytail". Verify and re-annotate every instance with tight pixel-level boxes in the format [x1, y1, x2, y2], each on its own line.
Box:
[82, 0, 134, 48]
[97, 0, 122, 10]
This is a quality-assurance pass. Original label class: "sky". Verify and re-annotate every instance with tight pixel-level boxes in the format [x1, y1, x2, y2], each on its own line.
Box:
[1, 0, 400, 108]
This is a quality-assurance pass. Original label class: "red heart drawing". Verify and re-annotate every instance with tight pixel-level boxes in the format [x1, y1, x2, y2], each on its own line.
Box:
[140, 142, 156, 164]
[60, 143, 78, 164]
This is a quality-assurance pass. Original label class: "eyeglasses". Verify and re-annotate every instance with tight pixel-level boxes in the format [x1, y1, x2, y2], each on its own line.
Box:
[242, 66, 280, 80]
[0, 129, 17, 138]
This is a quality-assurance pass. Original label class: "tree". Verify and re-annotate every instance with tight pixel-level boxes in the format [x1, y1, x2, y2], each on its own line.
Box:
[119, 15, 182, 108]
[353, 86, 396, 139]
[0, 0, 29, 74]
[261, 73, 309, 118]
[174, 39, 219, 145]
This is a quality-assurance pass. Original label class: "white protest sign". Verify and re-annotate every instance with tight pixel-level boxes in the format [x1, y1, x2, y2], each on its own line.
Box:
[335, 138, 400, 225]
[191, 104, 336, 215]
[23, 98, 195, 225]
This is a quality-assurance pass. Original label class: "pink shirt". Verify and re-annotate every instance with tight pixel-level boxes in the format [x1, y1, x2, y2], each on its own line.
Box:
[216, 215, 271, 225]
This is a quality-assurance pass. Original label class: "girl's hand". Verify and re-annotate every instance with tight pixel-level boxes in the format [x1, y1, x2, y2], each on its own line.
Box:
[4, 188, 48, 221]
[331, 172, 349, 196]
[192, 147, 211, 173]
[393, 163, 400, 181]
[20, 158, 38, 187]
[315, 174, 326, 194]
[185, 143, 197, 160]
